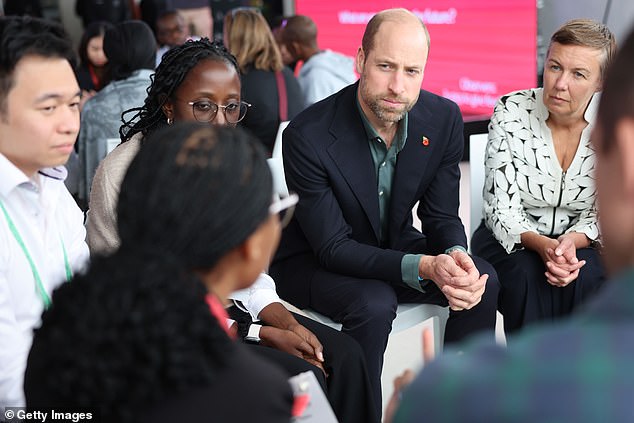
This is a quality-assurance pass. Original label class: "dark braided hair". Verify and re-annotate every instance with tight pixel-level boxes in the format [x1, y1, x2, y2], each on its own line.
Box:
[119, 38, 239, 142]
[118, 122, 272, 269]
[25, 250, 233, 422]
[25, 122, 273, 422]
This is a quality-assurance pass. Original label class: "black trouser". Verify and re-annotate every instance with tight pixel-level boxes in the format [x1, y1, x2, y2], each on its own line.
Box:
[471, 223, 606, 334]
[228, 307, 377, 423]
[271, 256, 500, 419]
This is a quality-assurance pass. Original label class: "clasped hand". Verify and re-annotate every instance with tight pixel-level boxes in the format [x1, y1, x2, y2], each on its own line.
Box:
[260, 324, 326, 374]
[419, 250, 488, 311]
[541, 234, 586, 287]
[257, 303, 325, 374]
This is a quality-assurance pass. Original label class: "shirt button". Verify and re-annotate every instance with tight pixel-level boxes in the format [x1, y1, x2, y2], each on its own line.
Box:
[381, 162, 386, 167]
[379, 190, 384, 196]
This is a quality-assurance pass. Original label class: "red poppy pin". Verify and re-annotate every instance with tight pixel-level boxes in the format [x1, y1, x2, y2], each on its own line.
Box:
[421, 136, 430, 146]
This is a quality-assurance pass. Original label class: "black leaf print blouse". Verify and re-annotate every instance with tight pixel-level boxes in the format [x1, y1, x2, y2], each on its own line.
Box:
[482, 88, 600, 253]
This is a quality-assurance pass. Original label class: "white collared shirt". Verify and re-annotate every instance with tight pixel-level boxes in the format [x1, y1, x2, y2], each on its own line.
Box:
[0, 153, 89, 407]
[229, 273, 281, 322]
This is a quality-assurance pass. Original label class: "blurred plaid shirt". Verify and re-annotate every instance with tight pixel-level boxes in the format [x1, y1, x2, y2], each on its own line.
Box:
[395, 268, 634, 423]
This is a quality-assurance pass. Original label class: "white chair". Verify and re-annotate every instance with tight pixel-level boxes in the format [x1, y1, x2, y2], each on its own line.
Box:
[469, 133, 488, 239]
[468, 133, 507, 346]
[299, 303, 447, 348]
[267, 158, 289, 198]
[279, 299, 447, 415]
[272, 120, 289, 160]
[267, 121, 291, 197]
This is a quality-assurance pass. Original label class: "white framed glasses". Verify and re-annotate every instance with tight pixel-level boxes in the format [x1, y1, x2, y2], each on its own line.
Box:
[269, 192, 298, 228]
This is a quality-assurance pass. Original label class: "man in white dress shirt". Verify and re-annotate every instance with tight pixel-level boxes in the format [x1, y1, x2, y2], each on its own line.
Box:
[0, 16, 90, 408]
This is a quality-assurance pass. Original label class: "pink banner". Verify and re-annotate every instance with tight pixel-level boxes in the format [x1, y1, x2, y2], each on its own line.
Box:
[296, 0, 537, 117]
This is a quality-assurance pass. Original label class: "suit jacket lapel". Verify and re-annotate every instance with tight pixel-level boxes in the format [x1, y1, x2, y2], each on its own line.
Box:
[328, 85, 381, 243]
[390, 98, 436, 234]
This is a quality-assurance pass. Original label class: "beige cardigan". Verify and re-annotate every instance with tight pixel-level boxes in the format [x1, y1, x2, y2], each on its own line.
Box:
[86, 133, 142, 254]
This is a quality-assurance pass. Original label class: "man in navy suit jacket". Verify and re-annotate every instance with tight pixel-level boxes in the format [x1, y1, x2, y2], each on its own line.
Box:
[270, 8, 500, 418]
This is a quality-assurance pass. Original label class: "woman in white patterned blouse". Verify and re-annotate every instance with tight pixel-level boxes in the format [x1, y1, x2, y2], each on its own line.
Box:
[472, 19, 616, 334]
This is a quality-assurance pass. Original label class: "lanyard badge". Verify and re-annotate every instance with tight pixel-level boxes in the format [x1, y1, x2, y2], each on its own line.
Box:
[0, 199, 72, 308]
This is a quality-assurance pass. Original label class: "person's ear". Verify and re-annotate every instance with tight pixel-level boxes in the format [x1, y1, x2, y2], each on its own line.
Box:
[238, 228, 268, 274]
[356, 47, 365, 75]
[288, 41, 301, 59]
[615, 117, 634, 198]
[161, 95, 174, 124]
[241, 236, 258, 261]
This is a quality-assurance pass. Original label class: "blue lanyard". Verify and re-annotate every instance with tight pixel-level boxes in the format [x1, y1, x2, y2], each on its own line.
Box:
[0, 199, 72, 309]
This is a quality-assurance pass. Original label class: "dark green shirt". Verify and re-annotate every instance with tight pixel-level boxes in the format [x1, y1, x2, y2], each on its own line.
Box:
[355, 95, 466, 291]
[355, 96, 424, 289]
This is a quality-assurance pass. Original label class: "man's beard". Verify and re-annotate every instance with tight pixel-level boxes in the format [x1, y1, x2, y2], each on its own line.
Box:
[361, 84, 415, 123]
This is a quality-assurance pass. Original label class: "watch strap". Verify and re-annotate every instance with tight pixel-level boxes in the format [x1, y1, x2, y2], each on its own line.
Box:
[245, 323, 262, 342]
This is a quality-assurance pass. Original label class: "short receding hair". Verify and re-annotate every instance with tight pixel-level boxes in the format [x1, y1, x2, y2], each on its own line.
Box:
[0, 16, 76, 116]
[361, 8, 430, 59]
[548, 18, 617, 81]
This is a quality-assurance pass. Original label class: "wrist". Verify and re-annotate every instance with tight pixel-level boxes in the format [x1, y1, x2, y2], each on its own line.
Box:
[257, 325, 277, 345]
[259, 302, 296, 330]
[521, 231, 548, 252]
[418, 255, 434, 280]
[445, 245, 467, 255]
[562, 232, 591, 249]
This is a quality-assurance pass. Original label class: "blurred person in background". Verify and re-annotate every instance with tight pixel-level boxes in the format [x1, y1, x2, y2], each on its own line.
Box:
[75, 0, 132, 27]
[172, 0, 212, 38]
[76, 21, 114, 102]
[155, 9, 190, 67]
[280, 14, 357, 108]
[224, 7, 304, 155]
[77, 21, 156, 206]
[67, 21, 114, 201]
[139, 0, 171, 34]
[271, 17, 299, 71]
[3, 0, 42, 17]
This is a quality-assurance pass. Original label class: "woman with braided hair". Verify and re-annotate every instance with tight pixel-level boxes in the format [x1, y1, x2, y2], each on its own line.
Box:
[25, 122, 293, 422]
[88, 37, 248, 251]
[86, 38, 377, 423]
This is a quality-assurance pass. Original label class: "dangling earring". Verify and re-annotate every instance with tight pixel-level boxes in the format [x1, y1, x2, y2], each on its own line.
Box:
[167, 117, 173, 125]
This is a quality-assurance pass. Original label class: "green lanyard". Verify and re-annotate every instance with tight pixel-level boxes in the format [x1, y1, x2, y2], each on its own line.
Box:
[0, 199, 72, 309]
